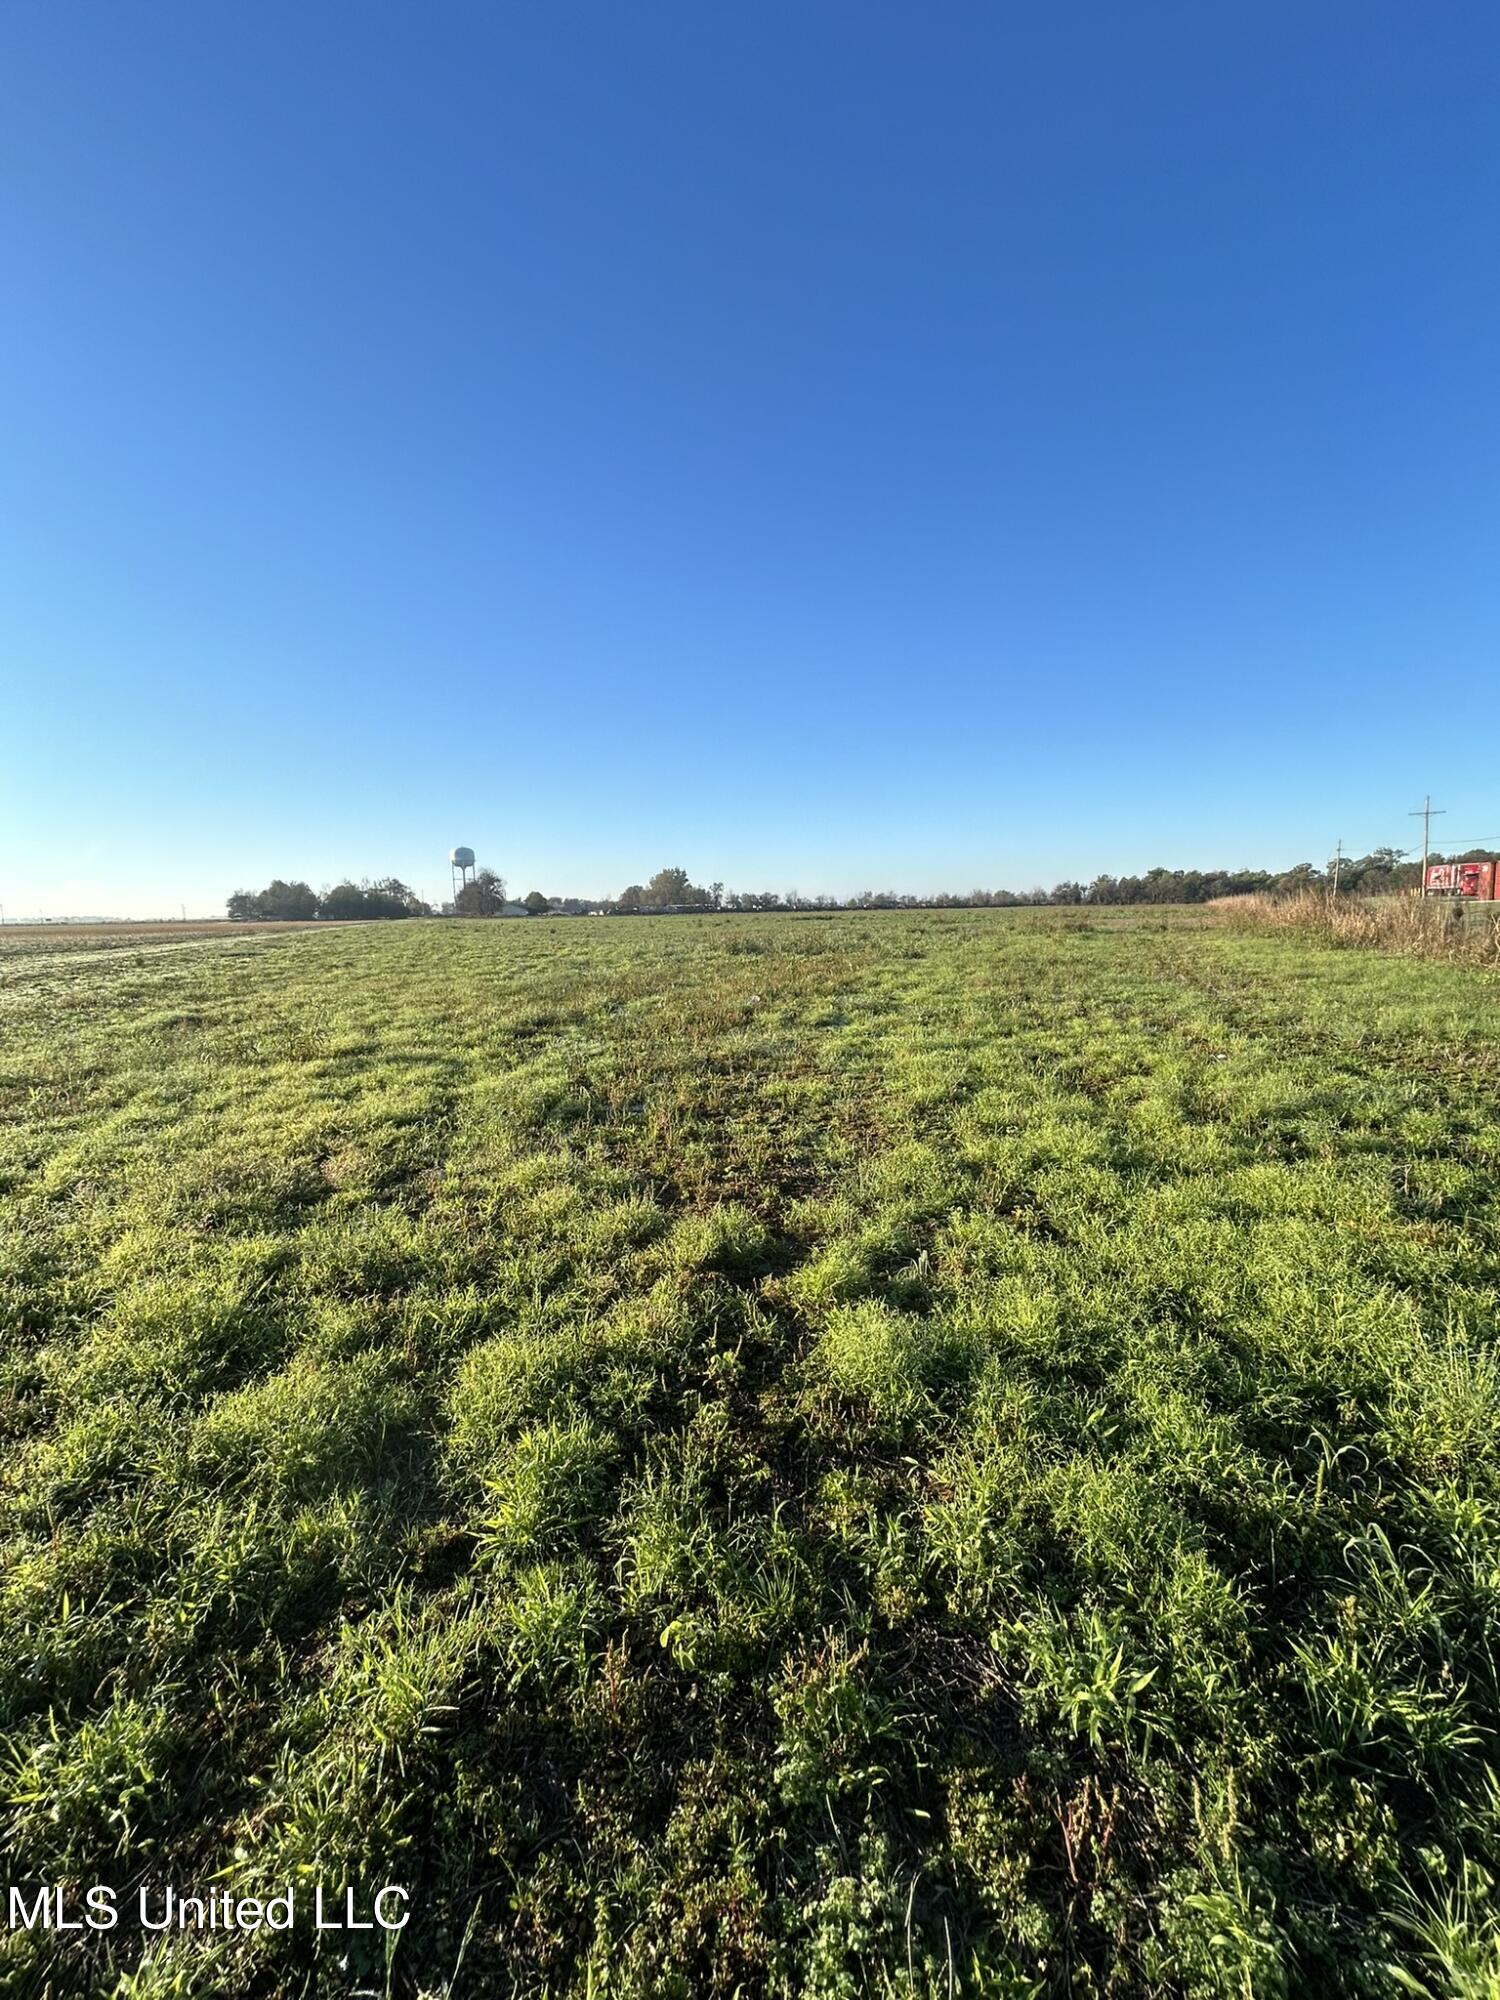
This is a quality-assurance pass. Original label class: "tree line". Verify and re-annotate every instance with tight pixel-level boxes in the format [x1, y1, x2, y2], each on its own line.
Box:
[226, 877, 431, 921]
[229, 848, 1494, 923]
[603, 851, 1489, 911]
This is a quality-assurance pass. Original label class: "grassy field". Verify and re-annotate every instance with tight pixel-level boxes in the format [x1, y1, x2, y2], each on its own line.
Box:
[3, 910, 1499, 1999]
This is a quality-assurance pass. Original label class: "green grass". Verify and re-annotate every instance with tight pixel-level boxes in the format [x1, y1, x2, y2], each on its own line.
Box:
[2, 909, 1499, 1997]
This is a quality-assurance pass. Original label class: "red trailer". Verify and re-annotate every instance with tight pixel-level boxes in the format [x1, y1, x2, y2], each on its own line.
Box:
[1426, 860, 1497, 899]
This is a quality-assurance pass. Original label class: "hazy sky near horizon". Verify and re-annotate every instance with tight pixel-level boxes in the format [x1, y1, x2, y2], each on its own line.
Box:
[5, 3, 1499, 915]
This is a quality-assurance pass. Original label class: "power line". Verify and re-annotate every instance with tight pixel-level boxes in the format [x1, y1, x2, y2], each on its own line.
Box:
[1409, 795, 1445, 894]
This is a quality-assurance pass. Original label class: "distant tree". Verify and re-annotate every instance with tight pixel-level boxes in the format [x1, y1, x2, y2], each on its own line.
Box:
[617, 884, 645, 913]
[226, 879, 318, 921]
[453, 868, 506, 917]
[346, 877, 429, 919]
[1272, 862, 1322, 894]
[261, 879, 319, 920]
[644, 866, 692, 909]
[1343, 846, 1425, 896]
[523, 890, 549, 915]
[318, 877, 423, 921]
[320, 881, 374, 920]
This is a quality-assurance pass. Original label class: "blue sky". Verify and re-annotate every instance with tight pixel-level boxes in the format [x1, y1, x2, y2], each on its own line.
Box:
[4, 3, 1498, 914]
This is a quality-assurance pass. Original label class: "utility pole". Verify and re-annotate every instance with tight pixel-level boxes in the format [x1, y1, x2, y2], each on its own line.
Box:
[1330, 839, 1343, 899]
[1409, 796, 1445, 896]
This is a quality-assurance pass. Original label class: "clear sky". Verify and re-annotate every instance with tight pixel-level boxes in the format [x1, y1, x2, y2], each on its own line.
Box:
[4, 3, 1498, 915]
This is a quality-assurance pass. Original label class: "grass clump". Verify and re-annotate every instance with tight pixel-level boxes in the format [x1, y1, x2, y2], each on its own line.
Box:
[813, 1299, 982, 1428]
[475, 1413, 616, 1559]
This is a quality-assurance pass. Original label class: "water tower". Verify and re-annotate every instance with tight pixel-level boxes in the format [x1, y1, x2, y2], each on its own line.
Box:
[450, 846, 476, 906]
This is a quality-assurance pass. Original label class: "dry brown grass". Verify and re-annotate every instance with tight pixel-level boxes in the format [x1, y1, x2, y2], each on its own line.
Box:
[1211, 888, 1500, 965]
[0, 919, 320, 938]
[0, 919, 331, 959]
